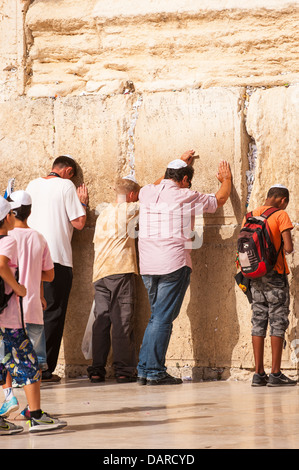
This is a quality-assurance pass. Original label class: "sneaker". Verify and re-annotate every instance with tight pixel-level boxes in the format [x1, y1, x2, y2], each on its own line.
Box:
[20, 405, 31, 419]
[0, 396, 19, 417]
[137, 376, 147, 385]
[147, 373, 183, 386]
[27, 411, 67, 433]
[0, 417, 23, 435]
[251, 372, 269, 387]
[267, 372, 297, 387]
[41, 372, 61, 383]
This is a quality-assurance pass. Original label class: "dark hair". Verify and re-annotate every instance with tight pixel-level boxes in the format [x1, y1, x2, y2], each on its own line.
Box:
[14, 205, 31, 221]
[164, 166, 194, 186]
[53, 155, 77, 177]
[7, 197, 31, 221]
[0, 209, 12, 227]
[267, 187, 289, 203]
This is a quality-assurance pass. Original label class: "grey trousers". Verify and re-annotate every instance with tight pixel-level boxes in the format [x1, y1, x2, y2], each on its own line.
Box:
[90, 273, 137, 377]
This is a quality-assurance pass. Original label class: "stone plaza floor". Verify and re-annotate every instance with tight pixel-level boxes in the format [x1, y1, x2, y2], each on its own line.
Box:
[2, 376, 299, 451]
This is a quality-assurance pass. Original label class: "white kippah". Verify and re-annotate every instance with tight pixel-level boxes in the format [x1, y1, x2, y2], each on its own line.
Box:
[167, 159, 187, 169]
[122, 174, 138, 183]
[270, 184, 288, 190]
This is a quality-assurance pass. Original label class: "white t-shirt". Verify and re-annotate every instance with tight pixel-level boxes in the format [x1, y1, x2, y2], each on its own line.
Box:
[26, 177, 85, 267]
[0, 236, 22, 329]
[9, 228, 54, 324]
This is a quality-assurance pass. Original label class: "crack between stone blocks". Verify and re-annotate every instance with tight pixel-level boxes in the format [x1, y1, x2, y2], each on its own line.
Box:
[243, 86, 258, 209]
[123, 93, 143, 180]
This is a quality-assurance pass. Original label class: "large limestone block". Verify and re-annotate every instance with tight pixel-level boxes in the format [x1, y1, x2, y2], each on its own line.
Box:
[246, 85, 299, 222]
[0, 97, 54, 192]
[52, 94, 141, 224]
[134, 88, 248, 224]
[232, 85, 299, 372]
[0, 0, 31, 99]
[25, 0, 299, 97]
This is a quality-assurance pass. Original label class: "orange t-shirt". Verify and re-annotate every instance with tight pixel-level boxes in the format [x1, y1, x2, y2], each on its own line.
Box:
[242, 206, 293, 274]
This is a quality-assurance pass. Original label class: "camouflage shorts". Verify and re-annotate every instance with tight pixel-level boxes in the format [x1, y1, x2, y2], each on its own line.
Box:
[250, 271, 290, 338]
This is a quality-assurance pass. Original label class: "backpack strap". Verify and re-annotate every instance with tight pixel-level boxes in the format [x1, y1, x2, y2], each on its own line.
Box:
[0, 236, 24, 327]
[261, 207, 286, 272]
[245, 211, 253, 221]
[260, 207, 282, 219]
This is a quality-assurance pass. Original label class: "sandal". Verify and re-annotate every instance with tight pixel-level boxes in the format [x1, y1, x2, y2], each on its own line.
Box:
[90, 375, 105, 383]
[116, 376, 137, 383]
[87, 366, 105, 383]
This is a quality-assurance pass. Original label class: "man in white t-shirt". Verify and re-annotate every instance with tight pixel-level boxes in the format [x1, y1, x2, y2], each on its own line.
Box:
[26, 155, 89, 382]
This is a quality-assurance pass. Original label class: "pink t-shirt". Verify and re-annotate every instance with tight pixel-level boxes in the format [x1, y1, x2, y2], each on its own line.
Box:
[0, 235, 22, 329]
[9, 228, 54, 324]
[138, 179, 218, 275]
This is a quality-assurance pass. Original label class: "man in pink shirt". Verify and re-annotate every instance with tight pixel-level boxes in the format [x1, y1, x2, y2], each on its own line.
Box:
[137, 151, 232, 385]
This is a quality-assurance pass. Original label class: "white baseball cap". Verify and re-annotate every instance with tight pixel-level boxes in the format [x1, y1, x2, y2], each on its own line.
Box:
[0, 196, 21, 221]
[167, 159, 187, 169]
[9, 190, 32, 206]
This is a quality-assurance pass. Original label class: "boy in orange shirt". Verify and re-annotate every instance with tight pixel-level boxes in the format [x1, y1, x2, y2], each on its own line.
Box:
[249, 185, 296, 387]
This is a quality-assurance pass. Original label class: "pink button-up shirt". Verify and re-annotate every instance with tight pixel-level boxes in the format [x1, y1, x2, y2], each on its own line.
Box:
[138, 179, 218, 275]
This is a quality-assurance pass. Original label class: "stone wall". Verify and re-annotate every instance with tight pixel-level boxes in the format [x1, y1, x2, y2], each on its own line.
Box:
[0, 0, 298, 381]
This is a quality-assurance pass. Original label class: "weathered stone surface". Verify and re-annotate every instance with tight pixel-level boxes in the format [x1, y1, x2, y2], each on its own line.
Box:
[134, 88, 248, 223]
[0, 1, 31, 100]
[0, 97, 54, 187]
[23, 0, 299, 97]
[246, 86, 299, 222]
[0, 1, 298, 380]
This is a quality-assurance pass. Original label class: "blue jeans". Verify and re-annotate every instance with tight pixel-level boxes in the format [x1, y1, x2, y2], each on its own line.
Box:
[26, 323, 48, 371]
[137, 266, 191, 380]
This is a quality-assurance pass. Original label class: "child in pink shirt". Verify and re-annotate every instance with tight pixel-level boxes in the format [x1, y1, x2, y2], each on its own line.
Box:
[0, 191, 66, 433]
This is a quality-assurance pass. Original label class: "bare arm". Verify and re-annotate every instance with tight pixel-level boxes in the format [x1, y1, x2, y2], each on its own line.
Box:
[41, 267, 54, 283]
[71, 215, 86, 230]
[282, 229, 293, 254]
[215, 161, 232, 207]
[0, 255, 26, 297]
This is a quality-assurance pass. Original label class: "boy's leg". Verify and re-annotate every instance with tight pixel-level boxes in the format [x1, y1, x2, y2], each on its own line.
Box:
[271, 336, 284, 373]
[252, 336, 265, 374]
[250, 277, 268, 381]
[23, 381, 40, 412]
[108, 273, 137, 380]
[267, 271, 290, 374]
[265, 272, 296, 385]
[2, 328, 67, 431]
